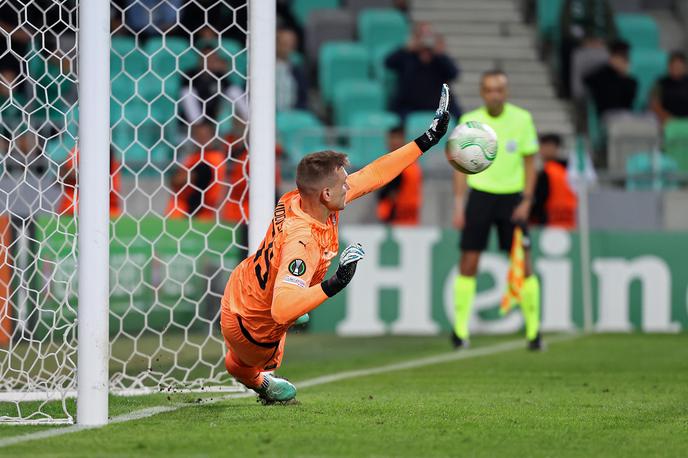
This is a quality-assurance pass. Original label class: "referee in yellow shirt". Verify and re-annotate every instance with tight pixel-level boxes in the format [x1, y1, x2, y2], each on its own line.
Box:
[451, 70, 542, 350]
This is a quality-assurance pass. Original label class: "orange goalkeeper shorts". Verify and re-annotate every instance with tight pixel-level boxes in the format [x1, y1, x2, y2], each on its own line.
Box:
[221, 311, 286, 372]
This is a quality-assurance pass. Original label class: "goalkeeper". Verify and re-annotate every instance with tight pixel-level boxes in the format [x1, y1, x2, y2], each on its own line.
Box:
[220, 85, 451, 404]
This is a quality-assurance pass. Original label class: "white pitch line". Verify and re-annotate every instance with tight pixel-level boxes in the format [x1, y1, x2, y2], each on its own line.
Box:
[0, 333, 580, 449]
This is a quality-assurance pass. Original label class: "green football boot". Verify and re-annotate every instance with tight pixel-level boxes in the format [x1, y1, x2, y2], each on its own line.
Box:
[255, 373, 297, 404]
[294, 313, 310, 326]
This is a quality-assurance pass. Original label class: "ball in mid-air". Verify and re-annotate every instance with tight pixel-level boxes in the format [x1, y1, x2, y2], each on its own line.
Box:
[445, 121, 498, 174]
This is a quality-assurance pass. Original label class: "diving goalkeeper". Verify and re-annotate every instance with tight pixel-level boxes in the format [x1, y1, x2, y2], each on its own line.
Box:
[220, 85, 451, 403]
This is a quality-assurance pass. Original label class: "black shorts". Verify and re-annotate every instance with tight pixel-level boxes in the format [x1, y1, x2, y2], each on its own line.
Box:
[460, 189, 527, 252]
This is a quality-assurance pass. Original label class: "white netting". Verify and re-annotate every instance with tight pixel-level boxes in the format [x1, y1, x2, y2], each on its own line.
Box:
[0, 0, 249, 424]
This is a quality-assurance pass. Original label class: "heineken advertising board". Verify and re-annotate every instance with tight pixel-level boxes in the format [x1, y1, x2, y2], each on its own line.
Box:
[311, 226, 688, 334]
[34, 220, 687, 335]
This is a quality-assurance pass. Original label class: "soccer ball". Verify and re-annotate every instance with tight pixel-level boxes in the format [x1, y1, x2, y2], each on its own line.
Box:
[445, 121, 498, 174]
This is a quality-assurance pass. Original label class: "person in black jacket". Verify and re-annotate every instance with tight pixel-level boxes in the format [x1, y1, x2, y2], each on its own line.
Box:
[584, 40, 637, 117]
[385, 22, 461, 119]
[650, 51, 688, 126]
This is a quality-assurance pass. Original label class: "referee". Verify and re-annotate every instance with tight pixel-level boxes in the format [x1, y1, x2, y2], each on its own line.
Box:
[451, 70, 542, 350]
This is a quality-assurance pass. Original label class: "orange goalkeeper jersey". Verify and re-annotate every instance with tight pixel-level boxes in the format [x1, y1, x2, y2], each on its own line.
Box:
[221, 142, 422, 342]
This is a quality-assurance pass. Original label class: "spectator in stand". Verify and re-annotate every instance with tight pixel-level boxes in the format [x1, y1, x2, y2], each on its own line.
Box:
[385, 21, 461, 119]
[529, 134, 577, 229]
[58, 146, 121, 217]
[275, 27, 307, 112]
[180, 46, 249, 125]
[559, 0, 616, 98]
[584, 40, 637, 118]
[650, 51, 688, 126]
[122, 0, 182, 38]
[376, 126, 422, 225]
[167, 121, 228, 221]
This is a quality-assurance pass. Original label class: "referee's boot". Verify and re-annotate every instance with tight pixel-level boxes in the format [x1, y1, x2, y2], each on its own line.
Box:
[527, 332, 545, 351]
[255, 373, 296, 404]
[451, 333, 470, 350]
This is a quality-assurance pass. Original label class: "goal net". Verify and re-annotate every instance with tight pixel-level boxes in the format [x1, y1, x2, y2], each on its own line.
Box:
[0, 0, 251, 424]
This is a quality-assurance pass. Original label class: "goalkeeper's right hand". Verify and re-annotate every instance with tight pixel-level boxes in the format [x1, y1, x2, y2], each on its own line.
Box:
[320, 243, 365, 297]
[414, 83, 451, 153]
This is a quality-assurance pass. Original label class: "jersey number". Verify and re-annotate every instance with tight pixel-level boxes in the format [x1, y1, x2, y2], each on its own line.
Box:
[253, 240, 274, 290]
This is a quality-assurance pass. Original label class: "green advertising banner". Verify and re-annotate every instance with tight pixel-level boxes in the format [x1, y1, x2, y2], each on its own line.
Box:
[35, 216, 244, 336]
[309, 226, 688, 334]
[33, 222, 688, 336]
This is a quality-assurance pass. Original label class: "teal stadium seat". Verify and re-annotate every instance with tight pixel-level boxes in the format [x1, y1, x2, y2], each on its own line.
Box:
[276, 110, 327, 164]
[291, 0, 340, 26]
[625, 152, 679, 190]
[615, 13, 659, 51]
[536, 0, 564, 43]
[664, 118, 688, 172]
[144, 36, 198, 74]
[333, 80, 385, 126]
[319, 42, 369, 104]
[218, 38, 248, 87]
[358, 9, 409, 56]
[404, 111, 456, 161]
[630, 49, 668, 110]
[371, 43, 399, 103]
[348, 111, 401, 168]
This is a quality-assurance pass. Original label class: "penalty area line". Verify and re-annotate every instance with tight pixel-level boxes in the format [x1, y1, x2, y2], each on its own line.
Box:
[0, 333, 581, 449]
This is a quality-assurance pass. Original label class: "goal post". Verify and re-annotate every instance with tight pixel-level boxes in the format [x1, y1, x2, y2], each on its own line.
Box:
[76, 0, 110, 427]
[0, 0, 275, 425]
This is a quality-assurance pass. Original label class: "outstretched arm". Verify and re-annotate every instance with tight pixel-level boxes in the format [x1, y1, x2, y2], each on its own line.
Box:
[271, 242, 365, 324]
[346, 84, 451, 203]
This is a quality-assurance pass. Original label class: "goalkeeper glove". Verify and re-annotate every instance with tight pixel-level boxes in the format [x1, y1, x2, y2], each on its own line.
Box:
[321, 243, 365, 297]
[414, 83, 451, 153]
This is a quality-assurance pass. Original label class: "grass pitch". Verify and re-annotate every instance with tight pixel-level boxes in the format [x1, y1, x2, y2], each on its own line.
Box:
[1, 333, 687, 457]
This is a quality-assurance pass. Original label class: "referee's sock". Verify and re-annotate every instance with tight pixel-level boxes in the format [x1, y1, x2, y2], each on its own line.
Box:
[453, 275, 476, 340]
[521, 275, 541, 341]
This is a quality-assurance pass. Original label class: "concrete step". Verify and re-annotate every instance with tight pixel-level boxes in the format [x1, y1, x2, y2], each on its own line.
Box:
[445, 35, 534, 49]
[448, 58, 548, 74]
[447, 45, 538, 60]
[412, 10, 522, 23]
[461, 71, 551, 86]
[413, 0, 517, 11]
[432, 22, 533, 37]
[460, 96, 571, 113]
[455, 82, 556, 99]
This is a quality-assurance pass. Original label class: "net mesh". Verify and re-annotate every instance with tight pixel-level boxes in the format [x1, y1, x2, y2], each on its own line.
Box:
[0, 0, 249, 424]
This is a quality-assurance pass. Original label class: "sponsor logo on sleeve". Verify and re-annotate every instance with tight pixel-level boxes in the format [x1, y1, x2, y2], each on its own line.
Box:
[288, 259, 306, 276]
[283, 275, 307, 288]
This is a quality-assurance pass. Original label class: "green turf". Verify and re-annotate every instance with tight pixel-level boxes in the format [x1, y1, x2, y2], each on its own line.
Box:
[1, 333, 687, 457]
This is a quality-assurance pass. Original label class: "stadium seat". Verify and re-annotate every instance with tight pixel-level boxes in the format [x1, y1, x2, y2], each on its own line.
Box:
[405, 111, 456, 166]
[348, 111, 401, 167]
[144, 36, 197, 76]
[345, 0, 394, 18]
[358, 9, 409, 56]
[319, 42, 369, 104]
[291, 0, 340, 26]
[664, 118, 688, 172]
[332, 80, 385, 126]
[305, 9, 355, 65]
[276, 110, 327, 163]
[616, 14, 660, 51]
[536, 0, 564, 43]
[629, 49, 668, 110]
[625, 152, 679, 190]
[606, 113, 660, 174]
[371, 43, 399, 103]
[609, 0, 642, 12]
[218, 38, 248, 87]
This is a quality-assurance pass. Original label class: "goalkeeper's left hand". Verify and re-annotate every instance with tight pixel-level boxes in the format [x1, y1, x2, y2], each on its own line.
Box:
[414, 83, 451, 153]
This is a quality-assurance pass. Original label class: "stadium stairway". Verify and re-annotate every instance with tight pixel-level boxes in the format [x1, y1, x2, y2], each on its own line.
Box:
[410, 0, 575, 138]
